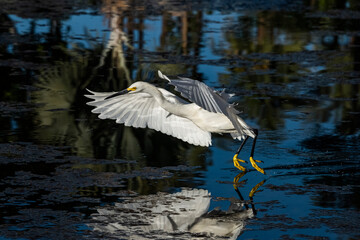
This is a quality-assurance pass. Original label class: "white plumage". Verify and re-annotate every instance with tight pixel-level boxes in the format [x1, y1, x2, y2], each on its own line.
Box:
[86, 87, 212, 146]
[89, 188, 254, 239]
[85, 71, 265, 174]
[85, 71, 254, 145]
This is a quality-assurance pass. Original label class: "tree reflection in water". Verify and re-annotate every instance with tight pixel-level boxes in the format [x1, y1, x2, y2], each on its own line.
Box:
[1, 0, 360, 239]
[28, 9, 209, 194]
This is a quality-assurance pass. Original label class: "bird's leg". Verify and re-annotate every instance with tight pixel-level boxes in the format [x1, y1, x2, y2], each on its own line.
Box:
[249, 179, 266, 198]
[233, 172, 247, 189]
[233, 172, 250, 210]
[233, 136, 249, 172]
[249, 129, 266, 174]
[248, 179, 266, 216]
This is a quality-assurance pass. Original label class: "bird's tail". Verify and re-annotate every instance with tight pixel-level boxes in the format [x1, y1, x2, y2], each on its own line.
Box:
[227, 108, 256, 140]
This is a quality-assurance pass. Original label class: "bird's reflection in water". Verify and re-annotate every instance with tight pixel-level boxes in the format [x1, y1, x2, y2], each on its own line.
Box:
[233, 172, 266, 216]
[90, 174, 265, 239]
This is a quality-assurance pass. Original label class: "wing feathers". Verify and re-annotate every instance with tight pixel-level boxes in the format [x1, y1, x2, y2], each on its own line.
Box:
[85, 89, 211, 147]
[158, 71, 252, 140]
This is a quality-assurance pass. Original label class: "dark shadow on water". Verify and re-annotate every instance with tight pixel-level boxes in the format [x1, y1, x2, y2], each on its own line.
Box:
[1, 0, 360, 239]
[300, 134, 360, 210]
[0, 142, 209, 238]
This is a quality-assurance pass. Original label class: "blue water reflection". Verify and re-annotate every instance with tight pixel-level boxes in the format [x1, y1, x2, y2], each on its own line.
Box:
[1, 0, 360, 239]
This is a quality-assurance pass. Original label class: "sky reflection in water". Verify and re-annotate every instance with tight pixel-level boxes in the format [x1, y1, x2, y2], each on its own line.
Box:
[0, 0, 360, 239]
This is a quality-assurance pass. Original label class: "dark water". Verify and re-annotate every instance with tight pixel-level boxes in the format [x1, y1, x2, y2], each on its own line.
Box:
[1, 0, 360, 239]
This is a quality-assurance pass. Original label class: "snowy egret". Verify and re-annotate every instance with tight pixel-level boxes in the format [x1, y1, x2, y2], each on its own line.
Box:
[85, 71, 265, 174]
[90, 188, 255, 239]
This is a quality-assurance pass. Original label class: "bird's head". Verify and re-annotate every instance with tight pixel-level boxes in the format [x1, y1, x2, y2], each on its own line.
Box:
[104, 82, 149, 99]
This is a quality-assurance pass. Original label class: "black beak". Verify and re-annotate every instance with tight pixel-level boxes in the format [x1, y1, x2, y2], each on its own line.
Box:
[104, 89, 129, 100]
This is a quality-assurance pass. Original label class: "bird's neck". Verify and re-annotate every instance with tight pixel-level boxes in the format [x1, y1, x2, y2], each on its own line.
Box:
[149, 87, 193, 118]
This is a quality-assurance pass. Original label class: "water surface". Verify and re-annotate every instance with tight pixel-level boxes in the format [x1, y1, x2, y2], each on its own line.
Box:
[1, 0, 360, 239]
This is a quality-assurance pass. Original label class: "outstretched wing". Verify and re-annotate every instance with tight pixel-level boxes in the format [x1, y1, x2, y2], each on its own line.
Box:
[158, 71, 255, 139]
[158, 70, 237, 114]
[85, 89, 212, 147]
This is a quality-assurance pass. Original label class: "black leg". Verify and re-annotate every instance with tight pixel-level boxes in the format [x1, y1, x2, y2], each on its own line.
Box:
[249, 129, 266, 174]
[233, 136, 249, 171]
[234, 186, 249, 210]
[250, 129, 263, 162]
[250, 129, 258, 158]
[248, 179, 267, 215]
[236, 136, 249, 156]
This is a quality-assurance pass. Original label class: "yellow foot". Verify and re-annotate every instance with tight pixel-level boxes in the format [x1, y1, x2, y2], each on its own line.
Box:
[233, 172, 247, 189]
[233, 154, 247, 172]
[249, 157, 266, 175]
[249, 179, 266, 198]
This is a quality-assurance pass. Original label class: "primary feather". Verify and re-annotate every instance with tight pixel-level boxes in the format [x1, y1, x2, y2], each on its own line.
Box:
[158, 71, 255, 139]
[85, 88, 212, 147]
[85, 71, 255, 148]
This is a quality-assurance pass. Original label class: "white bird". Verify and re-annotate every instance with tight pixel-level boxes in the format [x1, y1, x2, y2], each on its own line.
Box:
[85, 71, 265, 174]
[90, 188, 255, 239]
